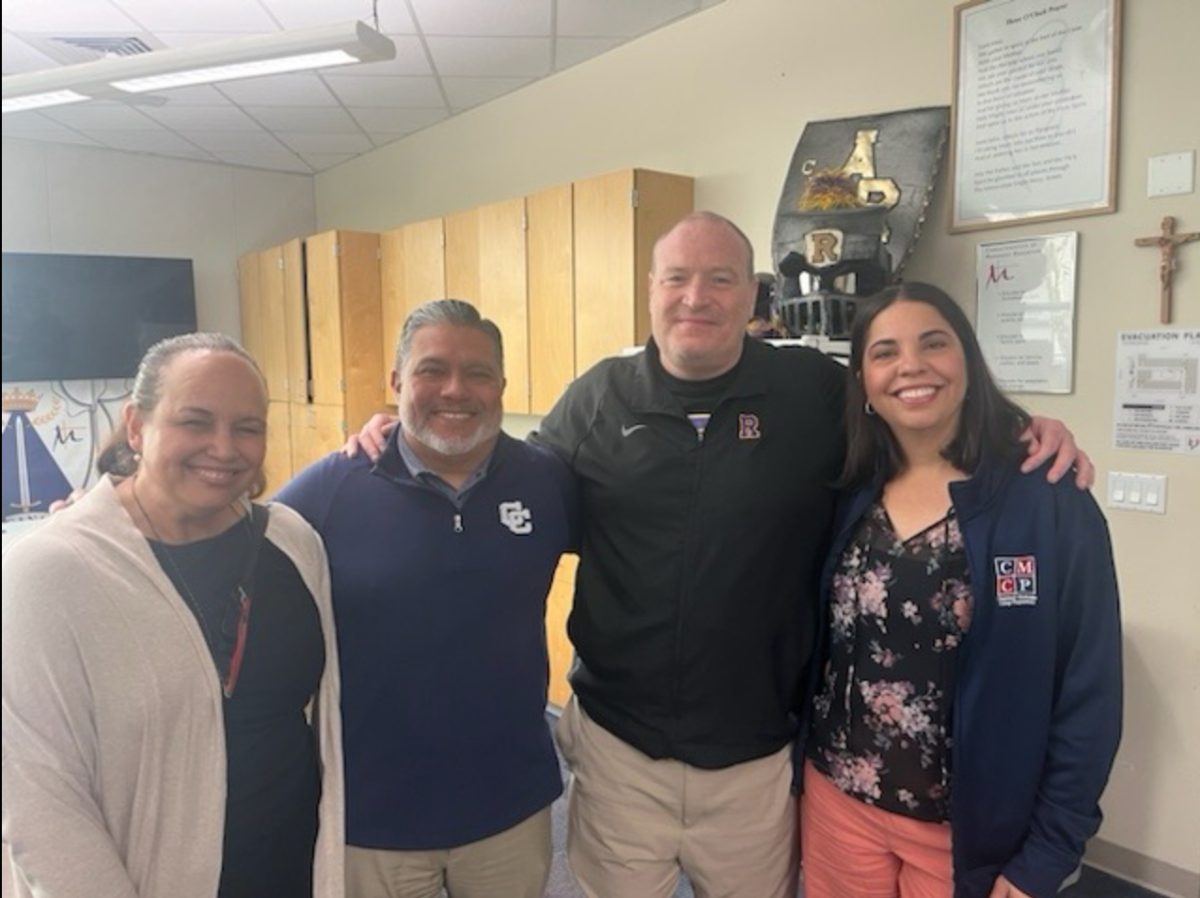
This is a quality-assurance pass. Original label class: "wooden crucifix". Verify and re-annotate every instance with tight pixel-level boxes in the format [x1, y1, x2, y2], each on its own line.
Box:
[1135, 216, 1200, 324]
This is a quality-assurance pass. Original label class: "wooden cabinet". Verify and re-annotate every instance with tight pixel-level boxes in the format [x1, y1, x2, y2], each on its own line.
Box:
[527, 183, 575, 415]
[545, 554, 578, 709]
[380, 217, 445, 405]
[303, 229, 386, 462]
[573, 169, 694, 375]
[239, 230, 385, 493]
[444, 199, 532, 414]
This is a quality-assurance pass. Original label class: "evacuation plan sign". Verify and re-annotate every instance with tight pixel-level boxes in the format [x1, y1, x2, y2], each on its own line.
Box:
[1113, 330, 1200, 455]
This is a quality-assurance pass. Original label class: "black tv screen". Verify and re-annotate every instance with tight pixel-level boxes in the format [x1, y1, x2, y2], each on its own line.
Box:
[2, 252, 197, 382]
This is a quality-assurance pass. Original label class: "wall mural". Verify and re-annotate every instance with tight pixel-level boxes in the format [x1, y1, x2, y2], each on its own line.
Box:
[2, 379, 130, 547]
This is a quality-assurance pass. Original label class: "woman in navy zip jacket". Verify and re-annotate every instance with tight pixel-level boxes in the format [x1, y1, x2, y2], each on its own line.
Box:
[800, 282, 1122, 898]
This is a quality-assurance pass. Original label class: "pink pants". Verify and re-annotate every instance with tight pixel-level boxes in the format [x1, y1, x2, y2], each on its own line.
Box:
[801, 760, 953, 898]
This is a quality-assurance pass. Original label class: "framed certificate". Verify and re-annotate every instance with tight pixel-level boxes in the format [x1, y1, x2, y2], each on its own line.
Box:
[949, 0, 1121, 232]
[976, 232, 1078, 393]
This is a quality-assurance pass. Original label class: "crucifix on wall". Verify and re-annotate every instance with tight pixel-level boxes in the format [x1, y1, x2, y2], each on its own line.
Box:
[1134, 216, 1200, 324]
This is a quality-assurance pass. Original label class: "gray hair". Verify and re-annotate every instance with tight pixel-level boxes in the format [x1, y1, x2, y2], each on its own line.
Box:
[394, 299, 504, 374]
[651, 211, 755, 280]
[97, 332, 265, 479]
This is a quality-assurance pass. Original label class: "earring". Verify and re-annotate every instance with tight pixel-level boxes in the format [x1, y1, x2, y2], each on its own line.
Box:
[865, 401, 876, 416]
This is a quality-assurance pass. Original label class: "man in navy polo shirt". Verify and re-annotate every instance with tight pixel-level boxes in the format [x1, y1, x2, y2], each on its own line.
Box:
[277, 299, 576, 898]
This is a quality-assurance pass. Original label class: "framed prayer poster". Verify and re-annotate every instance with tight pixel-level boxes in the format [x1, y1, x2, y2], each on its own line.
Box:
[949, 0, 1121, 232]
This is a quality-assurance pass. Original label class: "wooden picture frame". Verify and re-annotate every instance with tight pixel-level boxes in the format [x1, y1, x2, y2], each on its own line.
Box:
[949, 0, 1121, 233]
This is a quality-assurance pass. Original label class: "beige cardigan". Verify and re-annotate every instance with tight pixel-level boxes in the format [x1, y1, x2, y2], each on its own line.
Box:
[1, 476, 345, 898]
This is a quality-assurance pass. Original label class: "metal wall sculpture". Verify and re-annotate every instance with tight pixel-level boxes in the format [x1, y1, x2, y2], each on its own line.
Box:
[772, 107, 950, 338]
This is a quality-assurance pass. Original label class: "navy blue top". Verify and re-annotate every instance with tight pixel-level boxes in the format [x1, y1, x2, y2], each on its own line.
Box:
[276, 431, 578, 850]
[805, 459, 1122, 898]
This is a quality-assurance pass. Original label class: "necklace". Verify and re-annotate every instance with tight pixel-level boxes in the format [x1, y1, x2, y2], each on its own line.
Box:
[131, 475, 253, 699]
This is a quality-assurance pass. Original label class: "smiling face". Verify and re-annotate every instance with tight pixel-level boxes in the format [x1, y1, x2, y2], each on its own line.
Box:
[649, 216, 757, 380]
[126, 349, 267, 528]
[394, 322, 504, 472]
[860, 299, 969, 451]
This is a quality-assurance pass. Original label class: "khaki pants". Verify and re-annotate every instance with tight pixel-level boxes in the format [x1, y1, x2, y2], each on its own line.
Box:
[557, 696, 798, 898]
[344, 806, 552, 898]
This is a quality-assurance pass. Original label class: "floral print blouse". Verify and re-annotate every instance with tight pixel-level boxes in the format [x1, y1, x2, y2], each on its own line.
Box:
[808, 501, 972, 822]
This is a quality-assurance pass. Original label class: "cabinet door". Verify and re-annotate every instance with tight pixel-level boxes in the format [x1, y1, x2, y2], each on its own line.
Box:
[238, 251, 263, 363]
[573, 169, 693, 374]
[261, 400, 292, 498]
[380, 217, 445, 404]
[478, 197, 530, 414]
[632, 170, 694, 347]
[289, 402, 346, 475]
[282, 239, 309, 405]
[257, 246, 289, 402]
[573, 170, 637, 373]
[444, 207, 481, 303]
[305, 231, 345, 408]
[527, 184, 575, 415]
[334, 231, 385, 436]
[545, 554, 578, 709]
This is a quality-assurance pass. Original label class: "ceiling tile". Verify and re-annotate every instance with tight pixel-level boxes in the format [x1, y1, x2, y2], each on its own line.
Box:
[209, 150, 312, 173]
[299, 152, 358, 172]
[425, 36, 550, 77]
[442, 76, 533, 110]
[554, 36, 624, 70]
[365, 132, 406, 147]
[177, 129, 287, 153]
[557, 0, 697, 38]
[409, 0, 551, 37]
[85, 129, 213, 155]
[216, 73, 340, 106]
[242, 105, 360, 131]
[274, 131, 372, 154]
[323, 74, 444, 107]
[156, 85, 236, 105]
[1, 0, 142, 33]
[3, 129, 104, 147]
[1, 34, 61, 75]
[347, 106, 447, 133]
[0, 0, 722, 174]
[111, 0, 278, 33]
[41, 103, 162, 130]
[144, 104, 262, 131]
[259, 0, 416, 33]
[1, 110, 67, 133]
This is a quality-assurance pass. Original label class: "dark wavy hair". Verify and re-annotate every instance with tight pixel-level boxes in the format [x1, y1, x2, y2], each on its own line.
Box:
[840, 281, 1031, 488]
[97, 332, 268, 497]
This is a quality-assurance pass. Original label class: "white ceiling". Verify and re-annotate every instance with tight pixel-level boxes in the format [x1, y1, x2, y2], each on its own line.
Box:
[2, 0, 722, 174]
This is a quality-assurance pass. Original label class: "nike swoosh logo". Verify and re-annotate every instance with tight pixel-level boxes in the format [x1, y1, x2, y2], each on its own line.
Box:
[621, 424, 647, 437]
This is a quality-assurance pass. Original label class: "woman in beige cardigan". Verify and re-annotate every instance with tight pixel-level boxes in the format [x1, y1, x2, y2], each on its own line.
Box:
[2, 333, 344, 898]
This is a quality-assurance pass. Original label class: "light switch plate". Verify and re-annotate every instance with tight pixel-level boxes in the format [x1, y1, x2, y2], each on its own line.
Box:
[1107, 471, 1168, 514]
[1147, 151, 1195, 197]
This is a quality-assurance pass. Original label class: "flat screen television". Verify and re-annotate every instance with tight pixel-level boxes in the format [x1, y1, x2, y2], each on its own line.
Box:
[2, 252, 197, 382]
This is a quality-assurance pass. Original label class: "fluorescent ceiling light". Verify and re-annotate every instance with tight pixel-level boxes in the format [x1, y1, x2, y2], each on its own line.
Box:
[2, 90, 89, 115]
[2, 21, 395, 114]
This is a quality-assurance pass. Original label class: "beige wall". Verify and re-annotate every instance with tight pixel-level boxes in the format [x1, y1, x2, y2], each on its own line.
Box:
[315, 0, 1199, 889]
[1, 138, 316, 340]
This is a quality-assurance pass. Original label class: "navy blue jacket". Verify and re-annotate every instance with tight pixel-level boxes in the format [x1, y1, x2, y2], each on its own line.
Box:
[810, 459, 1122, 898]
[276, 431, 577, 850]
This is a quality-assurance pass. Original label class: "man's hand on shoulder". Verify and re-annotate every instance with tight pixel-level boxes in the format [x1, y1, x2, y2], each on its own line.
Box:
[343, 414, 399, 462]
[1021, 416, 1094, 489]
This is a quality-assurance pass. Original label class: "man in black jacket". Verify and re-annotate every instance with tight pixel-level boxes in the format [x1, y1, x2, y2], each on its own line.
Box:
[536, 212, 843, 897]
